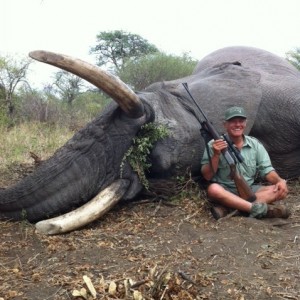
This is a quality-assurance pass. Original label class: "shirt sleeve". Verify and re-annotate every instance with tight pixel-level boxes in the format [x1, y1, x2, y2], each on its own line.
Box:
[256, 141, 275, 177]
[201, 140, 213, 166]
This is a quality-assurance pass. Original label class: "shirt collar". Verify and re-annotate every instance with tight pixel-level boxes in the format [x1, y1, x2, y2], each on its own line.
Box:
[243, 135, 252, 148]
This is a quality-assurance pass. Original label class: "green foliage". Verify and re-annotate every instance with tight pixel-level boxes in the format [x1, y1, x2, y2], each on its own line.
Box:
[286, 48, 300, 70]
[7, 87, 112, 129]
[0, 105, 10, 127]
[0, 80, 4, 97]
[73, 90, 112, 117]
[90, 30, 159, 72]
[120, 123, 169, 189]
[117, 52, 198, 90]
[21, 209, 28, 221]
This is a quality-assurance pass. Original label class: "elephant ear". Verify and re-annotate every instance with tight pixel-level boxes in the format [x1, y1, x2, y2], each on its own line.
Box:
[183, 61, 262, 135]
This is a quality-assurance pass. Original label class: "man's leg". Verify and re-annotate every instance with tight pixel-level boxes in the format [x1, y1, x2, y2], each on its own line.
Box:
[207, 183, 290, 219]
[207, 183, 252, 213]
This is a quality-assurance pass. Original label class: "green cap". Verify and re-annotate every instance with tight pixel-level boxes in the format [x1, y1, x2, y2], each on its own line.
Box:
[224, 106, 247, 121]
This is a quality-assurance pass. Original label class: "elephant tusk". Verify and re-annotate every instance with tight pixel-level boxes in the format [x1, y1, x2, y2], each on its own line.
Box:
[29, 50, 144, 118]
[35, 179, 130, 235]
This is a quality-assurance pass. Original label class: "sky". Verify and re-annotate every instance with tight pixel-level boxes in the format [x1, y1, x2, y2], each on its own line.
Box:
[1, 0, 300, 88]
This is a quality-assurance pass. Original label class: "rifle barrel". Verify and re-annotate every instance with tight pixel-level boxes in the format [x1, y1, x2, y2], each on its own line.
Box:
[182, 83, 209, 122]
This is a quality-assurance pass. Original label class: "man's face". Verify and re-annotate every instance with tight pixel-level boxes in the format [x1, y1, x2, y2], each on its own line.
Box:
[224, 117, 247, 138]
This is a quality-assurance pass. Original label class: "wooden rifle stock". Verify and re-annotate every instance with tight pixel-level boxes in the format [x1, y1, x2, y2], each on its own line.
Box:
[229, 165, 256, 202]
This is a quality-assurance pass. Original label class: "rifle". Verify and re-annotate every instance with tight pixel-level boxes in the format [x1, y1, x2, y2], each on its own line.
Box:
[182, 82, 256, 202]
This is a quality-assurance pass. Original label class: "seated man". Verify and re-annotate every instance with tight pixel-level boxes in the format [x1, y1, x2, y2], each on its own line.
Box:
[201, 106, 290, 220]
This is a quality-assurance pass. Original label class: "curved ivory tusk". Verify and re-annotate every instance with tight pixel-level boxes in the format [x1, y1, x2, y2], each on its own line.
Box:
[29, 50, 144, 118]
[35, 179, 130, 235]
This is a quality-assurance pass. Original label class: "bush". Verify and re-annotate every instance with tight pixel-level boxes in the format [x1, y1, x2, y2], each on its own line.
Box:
[6, 88, 112, 130]
[0, 105, 10, 127]
[117, 52, 198, 90]
[17, 92, 61, 123]
[72, 90, 112, 118]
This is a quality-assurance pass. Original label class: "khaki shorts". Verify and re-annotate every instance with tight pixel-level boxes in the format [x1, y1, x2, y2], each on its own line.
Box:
[221, 184, 261, 202]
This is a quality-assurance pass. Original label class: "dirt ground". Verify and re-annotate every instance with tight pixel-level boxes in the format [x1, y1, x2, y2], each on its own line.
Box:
[0, 165, 299, 300]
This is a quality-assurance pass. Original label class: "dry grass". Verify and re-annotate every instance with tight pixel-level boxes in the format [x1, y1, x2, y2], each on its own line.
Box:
[0, 122, 73, 168]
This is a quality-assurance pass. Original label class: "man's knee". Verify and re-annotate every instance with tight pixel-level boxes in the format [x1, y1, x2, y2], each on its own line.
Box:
[207, 183, 224, 198]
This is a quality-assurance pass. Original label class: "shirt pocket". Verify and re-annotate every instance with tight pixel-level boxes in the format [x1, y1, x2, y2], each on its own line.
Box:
[239, 158, 257, 178]
[216, 159, 232, 181]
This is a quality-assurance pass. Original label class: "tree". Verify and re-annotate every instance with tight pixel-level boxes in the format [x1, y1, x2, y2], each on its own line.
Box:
[52, 70, 85, 106]
[117, 52, 198, 90]
[286, 48, 300, 70]
[0, 54, 31, 117]
[90, 30, 158, 72]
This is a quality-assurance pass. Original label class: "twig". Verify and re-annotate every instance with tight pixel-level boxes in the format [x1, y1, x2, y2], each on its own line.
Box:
[152, 200, 162, 216]
[27, 253, 41, 264]
[29, 151, 42, 165]
[44, 286, 64, 300]
[17, 255, 24, 272]
[130, 279, 150, 289]
[160, 285, 168, 300]
[184, 210, 201, 221]
[275, 292, 299, 299]
[178, 271, 198, 286]
[217, 209, 240, 222]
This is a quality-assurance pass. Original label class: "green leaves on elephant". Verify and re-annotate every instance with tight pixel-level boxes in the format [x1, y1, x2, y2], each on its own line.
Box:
[120, 123, 168, 189]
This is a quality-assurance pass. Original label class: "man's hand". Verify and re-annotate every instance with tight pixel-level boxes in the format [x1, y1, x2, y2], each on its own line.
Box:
[273, 179, 288, 200]
[212, 139, 228, 156]
[201, 139, 228, 181]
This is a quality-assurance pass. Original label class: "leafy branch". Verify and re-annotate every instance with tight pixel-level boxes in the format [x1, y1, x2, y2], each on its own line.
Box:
[120, 123, 168, 189]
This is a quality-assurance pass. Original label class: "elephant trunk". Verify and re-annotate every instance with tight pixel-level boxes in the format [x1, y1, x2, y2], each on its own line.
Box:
[0, 106, 151, 223]
[0, 133, 110, 221]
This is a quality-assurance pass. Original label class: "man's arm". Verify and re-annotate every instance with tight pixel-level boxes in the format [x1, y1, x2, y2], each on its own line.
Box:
[201, 153, 220, 180]
[253, 139, 288, 200]
[201, 139, 228, 180]
[265, 170, 288, 200]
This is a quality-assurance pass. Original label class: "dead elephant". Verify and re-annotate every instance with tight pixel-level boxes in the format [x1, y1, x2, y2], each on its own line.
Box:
[1, 46, 300, 234]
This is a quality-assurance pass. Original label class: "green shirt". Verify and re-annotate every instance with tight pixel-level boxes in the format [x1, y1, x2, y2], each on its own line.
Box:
[201, 135, 274, 191]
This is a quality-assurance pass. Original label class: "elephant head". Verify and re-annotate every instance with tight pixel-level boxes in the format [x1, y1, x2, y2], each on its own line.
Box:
[1, 46, 300, 234]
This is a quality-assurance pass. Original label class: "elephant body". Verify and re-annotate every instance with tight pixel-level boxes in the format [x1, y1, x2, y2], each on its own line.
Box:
[1, 46, 300, 227]
[142, 47, 300, 181]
